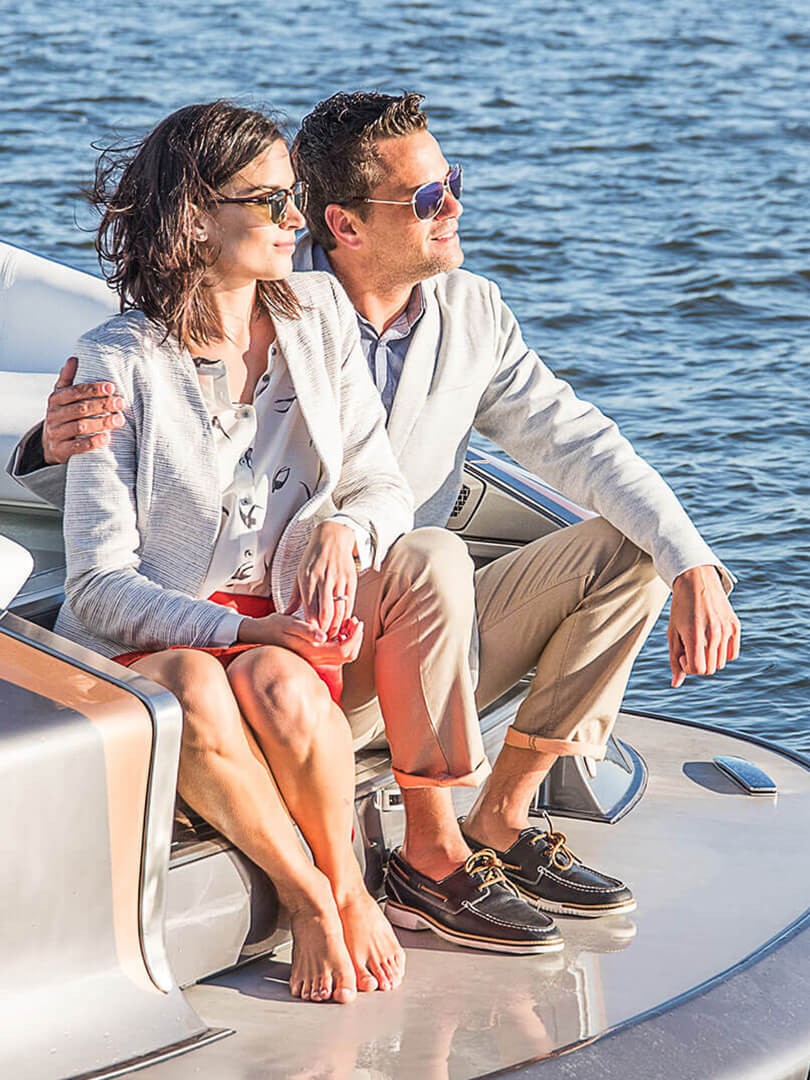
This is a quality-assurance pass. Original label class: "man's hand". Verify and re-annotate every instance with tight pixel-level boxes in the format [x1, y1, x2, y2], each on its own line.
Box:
[668, 565, 741, 688]
[238, 611, 364, 666]
[42, 357, 125, 466]
[285, 521, 359, 638]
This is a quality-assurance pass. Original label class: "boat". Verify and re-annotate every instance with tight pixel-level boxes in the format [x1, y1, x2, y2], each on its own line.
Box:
[1, 238, 809, 1080]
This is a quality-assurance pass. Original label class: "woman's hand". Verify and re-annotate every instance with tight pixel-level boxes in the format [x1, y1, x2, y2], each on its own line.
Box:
[238, 611, 364, 666]
[285, 521, 358, 638]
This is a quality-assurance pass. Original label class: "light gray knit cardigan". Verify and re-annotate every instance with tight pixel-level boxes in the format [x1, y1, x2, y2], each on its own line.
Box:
[55, 272, 413, 658]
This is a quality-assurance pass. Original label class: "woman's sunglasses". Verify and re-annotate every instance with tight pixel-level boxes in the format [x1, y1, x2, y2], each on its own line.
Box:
[214, 179, 309, 225]
[363, 163, 463, 222]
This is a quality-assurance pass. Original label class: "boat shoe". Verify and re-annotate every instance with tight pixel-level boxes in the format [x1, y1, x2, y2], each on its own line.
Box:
[383, 847, 564, 954]
[461, 818, 637, 918]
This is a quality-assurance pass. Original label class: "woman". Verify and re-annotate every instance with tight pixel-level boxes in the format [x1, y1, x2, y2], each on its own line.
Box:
[57, 101, 414, 1004]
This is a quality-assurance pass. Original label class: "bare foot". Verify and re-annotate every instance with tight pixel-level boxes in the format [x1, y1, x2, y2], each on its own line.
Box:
[288, 900, 357, 1004]
[337, 888, 406, 993]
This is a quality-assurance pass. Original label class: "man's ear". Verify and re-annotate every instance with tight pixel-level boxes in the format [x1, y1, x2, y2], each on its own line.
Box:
[324, 204, 363, 250]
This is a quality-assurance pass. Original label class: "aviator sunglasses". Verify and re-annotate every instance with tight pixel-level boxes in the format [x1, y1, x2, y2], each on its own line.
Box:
[363, 163, 463, 221]
[213, 179, 309, 224]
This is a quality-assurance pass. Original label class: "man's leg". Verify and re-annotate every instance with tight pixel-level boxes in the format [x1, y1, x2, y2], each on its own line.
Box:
[462, 517, 669, 914]
[342, 528, 563, 954]
[344, 528, 485, 879]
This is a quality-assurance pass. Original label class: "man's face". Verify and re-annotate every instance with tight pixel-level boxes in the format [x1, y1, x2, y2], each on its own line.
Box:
[358, 130, 464, 286]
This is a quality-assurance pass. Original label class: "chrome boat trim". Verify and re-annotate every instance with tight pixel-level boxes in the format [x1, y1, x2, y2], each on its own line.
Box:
[0, 612, 183, 995]
[71, 1027, 234, 1079]
[465, 448, 589, 527]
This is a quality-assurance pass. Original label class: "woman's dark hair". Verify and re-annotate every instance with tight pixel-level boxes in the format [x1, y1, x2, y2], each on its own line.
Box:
[91, 100, 300, 345]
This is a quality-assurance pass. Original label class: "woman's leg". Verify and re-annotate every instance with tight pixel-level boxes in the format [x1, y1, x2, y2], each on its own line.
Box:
[227, 645, 405, 993]
[130, 647, 356, 1004]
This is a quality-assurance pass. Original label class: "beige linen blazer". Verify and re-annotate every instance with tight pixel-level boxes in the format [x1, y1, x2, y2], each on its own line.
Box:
[53, 272, 413, 658]
[294, 238, 729, 588]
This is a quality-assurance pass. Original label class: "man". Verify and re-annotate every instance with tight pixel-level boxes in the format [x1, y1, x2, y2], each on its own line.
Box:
[10, 92, 740, 953]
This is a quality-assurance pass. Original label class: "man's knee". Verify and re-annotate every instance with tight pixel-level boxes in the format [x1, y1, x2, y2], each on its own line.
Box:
[384, 527, 473, 590]
[568, 516, 628, 564]
[573, 517, 668, 610]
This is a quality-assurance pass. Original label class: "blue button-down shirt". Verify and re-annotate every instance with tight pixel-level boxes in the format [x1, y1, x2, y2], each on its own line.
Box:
[311, 243, 425, 416]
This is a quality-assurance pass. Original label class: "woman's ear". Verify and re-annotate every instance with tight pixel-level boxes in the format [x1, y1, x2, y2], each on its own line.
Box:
[323, 204, 363, 251]
[191, 206, 215, 245]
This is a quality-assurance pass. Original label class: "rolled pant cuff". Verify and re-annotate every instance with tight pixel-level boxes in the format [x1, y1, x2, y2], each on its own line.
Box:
[392, 757, 491, 790]
[504, 726, 606, 760]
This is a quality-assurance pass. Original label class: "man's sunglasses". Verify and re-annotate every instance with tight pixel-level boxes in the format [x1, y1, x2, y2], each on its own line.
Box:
[214, 180, 309, 225]
[363, 163, 463, 221]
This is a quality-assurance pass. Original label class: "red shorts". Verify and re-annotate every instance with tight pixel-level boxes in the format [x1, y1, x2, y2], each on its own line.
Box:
[114, 591, 342, 703]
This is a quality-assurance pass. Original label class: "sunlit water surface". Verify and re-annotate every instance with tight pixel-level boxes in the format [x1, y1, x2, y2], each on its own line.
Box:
[1, 0, 808, 752]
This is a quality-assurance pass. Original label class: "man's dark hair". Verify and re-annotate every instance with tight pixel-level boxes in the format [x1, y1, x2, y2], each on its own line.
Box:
[292, 91, 429, 251]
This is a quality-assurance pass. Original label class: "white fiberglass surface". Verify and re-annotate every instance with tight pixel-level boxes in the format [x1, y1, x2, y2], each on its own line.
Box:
[139, 714, 810, 1079]
[0, 507, 63, 574]
[0, 536, 33, 607]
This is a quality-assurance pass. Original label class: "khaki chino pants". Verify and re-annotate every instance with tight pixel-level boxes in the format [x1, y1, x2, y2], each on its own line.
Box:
[343, 519, 669, 788]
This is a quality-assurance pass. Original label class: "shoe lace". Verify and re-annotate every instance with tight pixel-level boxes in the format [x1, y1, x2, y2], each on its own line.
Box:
[464, 848, 519, 897]
[530, 813, 577, 870]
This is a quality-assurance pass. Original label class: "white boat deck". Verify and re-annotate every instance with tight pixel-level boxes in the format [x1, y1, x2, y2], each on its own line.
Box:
[138, 712, 810, 1079]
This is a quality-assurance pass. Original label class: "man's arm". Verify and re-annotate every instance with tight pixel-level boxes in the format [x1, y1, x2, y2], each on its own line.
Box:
[474, 282, 741, 685]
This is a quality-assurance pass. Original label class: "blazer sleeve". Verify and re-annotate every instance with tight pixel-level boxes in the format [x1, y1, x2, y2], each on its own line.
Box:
[473, 281, 733, 589]
[6, 423, 68, 509]
[62, 329, 244, 651]
[325, 278, 414, 567]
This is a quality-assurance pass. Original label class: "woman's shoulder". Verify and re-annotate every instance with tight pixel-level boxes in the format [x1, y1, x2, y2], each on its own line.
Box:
[76, 310, 175, 382]
[78, 309, 164, 352]
[286, 271, 346, 312]
[285, 271, 356, 339]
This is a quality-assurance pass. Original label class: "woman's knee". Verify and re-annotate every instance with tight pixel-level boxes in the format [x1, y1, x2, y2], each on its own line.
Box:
[137, 648, 227, 705]
[228, 648, 332, 748]
[135, 649, 240, 753]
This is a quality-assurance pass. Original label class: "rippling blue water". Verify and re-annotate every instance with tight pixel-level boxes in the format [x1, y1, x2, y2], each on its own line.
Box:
[2, 0, 808, 752]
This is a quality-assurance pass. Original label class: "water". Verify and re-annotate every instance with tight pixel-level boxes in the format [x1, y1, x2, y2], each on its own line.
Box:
[2, 0, 808, 753]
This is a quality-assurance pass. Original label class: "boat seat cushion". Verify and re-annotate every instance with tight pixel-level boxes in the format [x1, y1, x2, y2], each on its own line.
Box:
[0, 241, 116, 506]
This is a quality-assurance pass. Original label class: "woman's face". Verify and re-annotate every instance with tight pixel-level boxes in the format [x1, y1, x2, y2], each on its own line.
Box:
[206, 139, 305, 287]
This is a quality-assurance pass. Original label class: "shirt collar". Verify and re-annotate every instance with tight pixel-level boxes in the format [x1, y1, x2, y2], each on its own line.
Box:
[311, 241, 336, 276]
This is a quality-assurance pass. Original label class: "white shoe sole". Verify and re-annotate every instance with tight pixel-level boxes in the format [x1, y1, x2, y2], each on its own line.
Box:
[384, 899, 565, 954]
[514, 882, 637, 918]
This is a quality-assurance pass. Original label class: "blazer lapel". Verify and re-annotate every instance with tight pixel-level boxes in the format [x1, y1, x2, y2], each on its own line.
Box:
[274, 311, 340, 494]
[386, 279, 441, 456]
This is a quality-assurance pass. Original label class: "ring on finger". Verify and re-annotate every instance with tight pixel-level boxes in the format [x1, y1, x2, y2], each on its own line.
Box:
[332, 594, 349, 602]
